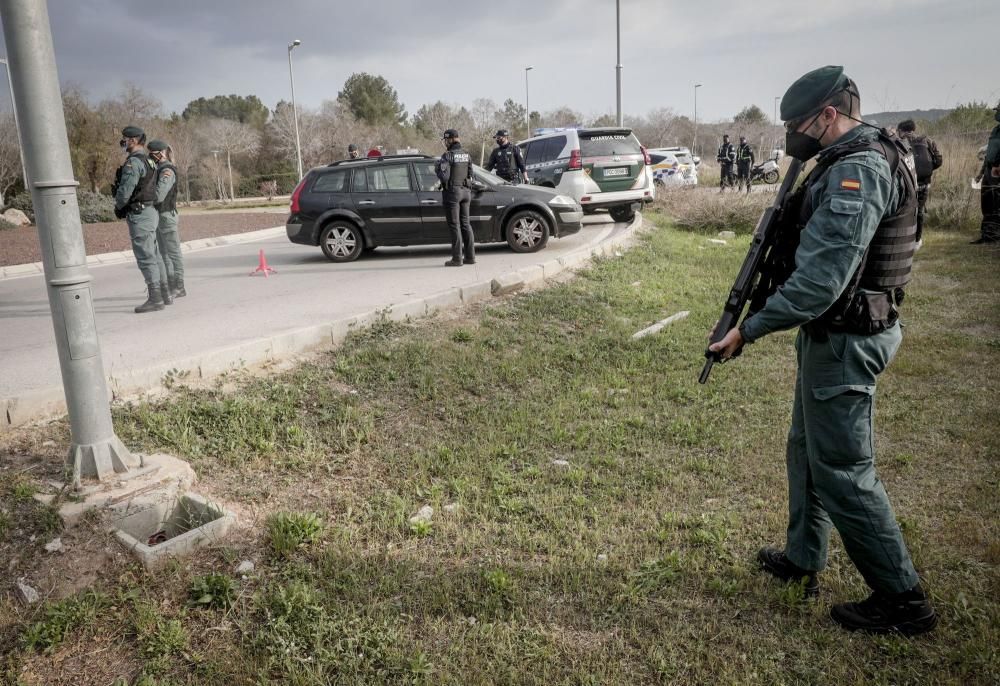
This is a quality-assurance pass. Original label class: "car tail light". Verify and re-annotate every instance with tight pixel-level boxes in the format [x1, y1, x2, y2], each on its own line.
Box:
[568, 149, 582, 170]
[640, 145, 651, 166]
[290, 177, 307, 214]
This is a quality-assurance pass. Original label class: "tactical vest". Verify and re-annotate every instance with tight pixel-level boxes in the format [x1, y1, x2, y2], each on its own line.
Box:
[155, 162, 179, 213]
[718, 143, 734, 162]
[445, 146, 472, 191]
[737, 144, 753, 162]
[788, 130, 918, 334]
[493, 145, 517, 178]
[115, 151, 158, 210]
[905, 135, 934, 182]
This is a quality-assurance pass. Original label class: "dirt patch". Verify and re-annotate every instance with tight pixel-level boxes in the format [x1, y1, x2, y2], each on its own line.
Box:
[0, 212, 286, 267]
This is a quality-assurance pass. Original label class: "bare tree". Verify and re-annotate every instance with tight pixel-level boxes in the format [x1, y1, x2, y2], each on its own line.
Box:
[199, 118, 261, 200]
[470, 98, 500, 165]
[0, 113, 23, 207]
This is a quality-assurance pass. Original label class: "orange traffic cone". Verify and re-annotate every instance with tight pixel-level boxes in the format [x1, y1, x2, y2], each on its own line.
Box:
[250, 249, 276, 277]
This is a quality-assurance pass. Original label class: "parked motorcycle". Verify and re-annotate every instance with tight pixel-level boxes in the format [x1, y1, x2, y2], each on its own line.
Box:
[750, 158, 780, 185]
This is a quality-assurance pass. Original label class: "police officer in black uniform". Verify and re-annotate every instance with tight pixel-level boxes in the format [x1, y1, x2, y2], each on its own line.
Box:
[435, 129, 475, 267]
[485, 129, 527, 183]
[735, 136, 755, 193]
[717, 134, 736, 192]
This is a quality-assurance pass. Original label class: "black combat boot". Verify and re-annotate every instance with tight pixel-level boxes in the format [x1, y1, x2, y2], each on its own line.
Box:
[444, 259, 462, 267]
[135, 283, 165, 313]
[830, 585, 937, 636]
[161, 283, 174, 306]
[171, 277, 186, 298]
[757, 547, 820, 598]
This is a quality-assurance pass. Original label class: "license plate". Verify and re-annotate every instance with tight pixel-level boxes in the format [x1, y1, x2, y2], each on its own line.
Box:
[603, 167, 629, 177]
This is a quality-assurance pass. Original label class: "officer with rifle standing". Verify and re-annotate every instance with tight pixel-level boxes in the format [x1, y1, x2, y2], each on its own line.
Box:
[435, 129, 476, 267]
[702, 66, 936, 636]
[113, 125, 168, 313]
[485, 129, 528, 183]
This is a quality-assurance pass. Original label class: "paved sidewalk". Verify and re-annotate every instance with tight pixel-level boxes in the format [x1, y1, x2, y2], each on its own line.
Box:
[0, 214, 644, 429]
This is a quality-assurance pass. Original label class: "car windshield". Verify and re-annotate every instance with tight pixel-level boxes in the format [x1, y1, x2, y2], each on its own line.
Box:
[580, 132, 642, 156]
[474, 166, 509, 185]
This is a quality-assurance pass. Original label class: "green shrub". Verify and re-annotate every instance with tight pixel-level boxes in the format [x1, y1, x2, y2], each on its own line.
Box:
[6, 189, 117, 224]
[22, 591, 104, 653]
[266, 511, 323, 557]
[188, 573, 236, 610]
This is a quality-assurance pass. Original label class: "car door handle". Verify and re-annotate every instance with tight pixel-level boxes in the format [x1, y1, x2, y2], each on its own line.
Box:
[420, 199, 438, 205]
[357, 200, 375, 206]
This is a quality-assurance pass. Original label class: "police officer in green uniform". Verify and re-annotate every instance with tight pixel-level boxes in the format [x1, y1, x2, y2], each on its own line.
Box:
[147, 140, 186, 298]
[435, 129, 475, 267]
[973, 101, 1000, 244]
[710, 66, 936, 636]
[113, 126, 167, 313]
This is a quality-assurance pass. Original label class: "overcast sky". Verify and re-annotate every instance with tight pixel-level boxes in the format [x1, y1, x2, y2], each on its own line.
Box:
[0, 0, 996, 123]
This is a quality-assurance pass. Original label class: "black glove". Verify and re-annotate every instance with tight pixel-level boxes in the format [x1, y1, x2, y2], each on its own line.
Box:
[114, 206, 127, 219]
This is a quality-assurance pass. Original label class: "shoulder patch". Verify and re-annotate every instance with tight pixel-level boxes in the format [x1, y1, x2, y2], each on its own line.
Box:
[840, 178, 861, 191]
[162, 169, 174, 178]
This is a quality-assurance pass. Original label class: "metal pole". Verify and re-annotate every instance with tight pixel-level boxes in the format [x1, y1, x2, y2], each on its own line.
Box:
[693, 83, 701, 156]
[287, 40, 304, 180]
[524, 66, 533, 133]
[0, 0, 137, 487]
[615, 0, 623, 127]
[0, 57, 28, 191]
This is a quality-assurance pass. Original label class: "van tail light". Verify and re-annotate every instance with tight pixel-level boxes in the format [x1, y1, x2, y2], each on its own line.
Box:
[641, 145, 651, 166]
[568, 149, 582, 170]
[290, 177, 306, 214]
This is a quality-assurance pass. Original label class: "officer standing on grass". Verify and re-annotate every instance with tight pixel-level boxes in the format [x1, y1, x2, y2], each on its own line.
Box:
[709, 66, 936, 636]
[896, 119, 942, 248]
[735, 135, 755, 193]
[973, 101, 1000, 244]
[485, 129, 528, 183]
[148, 140, 186, 299]
[113, 125, 168, 313]
[435, 129, 476, 267]
[717, 134, 736, 192]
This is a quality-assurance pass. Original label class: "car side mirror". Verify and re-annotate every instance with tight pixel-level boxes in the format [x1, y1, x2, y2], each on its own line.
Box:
[469, 180, 488, 193]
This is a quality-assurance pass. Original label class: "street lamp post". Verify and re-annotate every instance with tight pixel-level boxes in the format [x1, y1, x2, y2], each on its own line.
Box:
[524, 66, 533, 133]
[287, 39, 304, 180]
[615, 0, 623, 127]
[0, 0, 138, 487]
[693, 83, 702, 156]
[0, 56, 28, 190]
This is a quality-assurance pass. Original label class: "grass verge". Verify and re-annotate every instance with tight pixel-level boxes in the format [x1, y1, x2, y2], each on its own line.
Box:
[1, 212, 997, 684]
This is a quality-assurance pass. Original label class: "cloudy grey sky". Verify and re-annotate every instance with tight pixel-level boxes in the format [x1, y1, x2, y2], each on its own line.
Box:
[0, 0, 996, 122]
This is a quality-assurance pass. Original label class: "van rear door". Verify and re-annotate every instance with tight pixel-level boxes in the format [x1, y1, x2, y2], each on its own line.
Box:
[579, 129, 644, 192]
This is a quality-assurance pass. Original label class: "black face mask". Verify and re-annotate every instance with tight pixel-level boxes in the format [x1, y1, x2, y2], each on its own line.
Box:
[119, 139, 127, 149]
[785, 112, 831, 161]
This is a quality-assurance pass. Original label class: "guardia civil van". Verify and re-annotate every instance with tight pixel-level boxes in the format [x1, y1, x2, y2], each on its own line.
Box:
[516, 127, 654, 223]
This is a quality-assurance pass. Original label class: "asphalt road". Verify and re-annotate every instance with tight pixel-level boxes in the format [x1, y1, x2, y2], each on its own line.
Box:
[0, 215, 623, 405]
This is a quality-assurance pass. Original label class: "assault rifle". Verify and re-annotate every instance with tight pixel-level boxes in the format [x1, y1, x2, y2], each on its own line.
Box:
[699, 158, 804, 384]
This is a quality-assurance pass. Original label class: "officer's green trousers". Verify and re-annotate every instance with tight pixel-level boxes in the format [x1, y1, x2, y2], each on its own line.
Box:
[784, 324, 919, 594]
[126, 207, 166, 288]
[156, 210, 184, 282]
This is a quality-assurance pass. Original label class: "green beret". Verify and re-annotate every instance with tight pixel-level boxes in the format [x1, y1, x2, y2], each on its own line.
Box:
[121, 125, 145, 138]
[780, 65, 850, 122]
[147, 139, 168, 152]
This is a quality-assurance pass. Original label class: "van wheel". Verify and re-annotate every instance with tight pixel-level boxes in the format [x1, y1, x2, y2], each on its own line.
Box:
[609, 205, 635, 223]
[320, 221, 364, 262]
[505, 210, 550, 253]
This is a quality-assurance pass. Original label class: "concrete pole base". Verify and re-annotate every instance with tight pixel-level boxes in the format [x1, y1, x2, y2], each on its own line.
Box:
[67, 434, 142, 489]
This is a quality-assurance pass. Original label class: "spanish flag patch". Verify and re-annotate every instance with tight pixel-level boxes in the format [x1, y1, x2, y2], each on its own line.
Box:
[840, 179, 861, 191]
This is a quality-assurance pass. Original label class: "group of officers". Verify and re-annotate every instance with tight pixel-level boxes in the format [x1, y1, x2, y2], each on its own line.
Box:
[344, 128, 528, 267]
[715, 134, 757, 193]
[113, 125, 186, 313]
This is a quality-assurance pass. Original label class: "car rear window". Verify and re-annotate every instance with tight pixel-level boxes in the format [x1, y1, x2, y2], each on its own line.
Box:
[367, 164, 412, 191]
[580, 132, 642, 157]
[312, 169, 351, 193]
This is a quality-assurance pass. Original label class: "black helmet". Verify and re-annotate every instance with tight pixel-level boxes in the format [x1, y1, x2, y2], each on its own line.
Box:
[495, 129, 510, 139]
[348, 143, 358, 152]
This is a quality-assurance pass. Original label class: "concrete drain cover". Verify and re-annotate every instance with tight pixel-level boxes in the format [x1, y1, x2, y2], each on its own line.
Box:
[114, 492, 235, 570]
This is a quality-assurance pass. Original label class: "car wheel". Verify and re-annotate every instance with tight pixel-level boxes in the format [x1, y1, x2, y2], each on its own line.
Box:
[505, 210, 550, 253]
[319, 221, 363, 262]
[764, 170, 780, 184]
[609, 205, 635, 223]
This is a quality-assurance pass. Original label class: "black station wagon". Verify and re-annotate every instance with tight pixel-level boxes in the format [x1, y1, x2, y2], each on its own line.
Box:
[286, 154, 584, 262]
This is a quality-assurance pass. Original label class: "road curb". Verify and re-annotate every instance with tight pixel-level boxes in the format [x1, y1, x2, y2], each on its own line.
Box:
[0, 226, 286, 281]
[1, 214, 648, 431]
